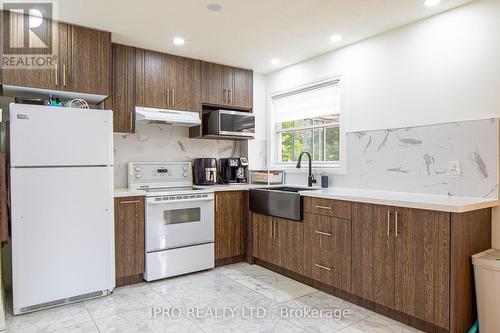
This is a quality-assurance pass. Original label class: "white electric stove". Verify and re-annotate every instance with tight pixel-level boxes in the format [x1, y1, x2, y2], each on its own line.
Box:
[128, 162, 214, 281]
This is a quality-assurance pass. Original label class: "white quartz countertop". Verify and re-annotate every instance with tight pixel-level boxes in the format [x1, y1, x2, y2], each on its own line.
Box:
[193, 184, 322, 192]
[299, 187, 499, 213]
[114, 188, 146, 198]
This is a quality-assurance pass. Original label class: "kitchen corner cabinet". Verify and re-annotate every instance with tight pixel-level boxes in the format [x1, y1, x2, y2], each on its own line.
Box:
[252, 213, 304, 275]
[201, 62, 253, 110]
[1, 12, 111, 96]
[214, 191, 246, 265]
[135, 49, 201, 112]
[106, 44, 136, 133]
[114, 196, 145, 287]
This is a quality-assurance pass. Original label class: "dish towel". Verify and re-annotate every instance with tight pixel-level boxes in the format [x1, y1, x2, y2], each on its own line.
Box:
[0, 153, 8, 242]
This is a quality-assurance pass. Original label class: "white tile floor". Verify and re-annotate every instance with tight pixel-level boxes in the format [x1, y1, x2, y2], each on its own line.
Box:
[5, 263, 426, 333]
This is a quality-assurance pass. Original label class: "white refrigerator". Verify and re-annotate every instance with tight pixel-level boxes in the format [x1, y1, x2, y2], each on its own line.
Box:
[9, 103, 115, 315]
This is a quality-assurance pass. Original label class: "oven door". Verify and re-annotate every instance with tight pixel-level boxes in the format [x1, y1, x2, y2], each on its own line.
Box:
[145, 195, 214, 252]
[219, 110, 255, 137]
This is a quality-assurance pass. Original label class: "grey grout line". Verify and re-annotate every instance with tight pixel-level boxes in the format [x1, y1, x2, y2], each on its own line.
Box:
[82, 301, 102, 333]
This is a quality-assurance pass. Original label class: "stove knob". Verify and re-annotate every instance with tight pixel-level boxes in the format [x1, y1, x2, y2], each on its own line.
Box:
[183, 166, 188, 171]
[135, 173, 142, 179]
[183, 172, 188, 177]
[135, 166, 142, 172]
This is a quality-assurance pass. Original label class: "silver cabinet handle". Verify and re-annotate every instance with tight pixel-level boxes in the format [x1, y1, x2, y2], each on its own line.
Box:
[315, 264, 332, 271]
[387, 210, 390, 237]
[129, 111, 133, 131]
[315, 205, 332, 210]
[315, 230, 332, 237]
[223, 89, 227, 103]
[120, 200, 140, 204]
[166, 89, 169, 106]
[229, 89, 232, 103]
[395, 211, 398, 237]
[273, 220, 276, 239]
[170, 89, 175, 107]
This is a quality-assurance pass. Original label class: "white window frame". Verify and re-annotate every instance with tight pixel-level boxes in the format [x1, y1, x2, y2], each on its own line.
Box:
[268, 76, 347, 173]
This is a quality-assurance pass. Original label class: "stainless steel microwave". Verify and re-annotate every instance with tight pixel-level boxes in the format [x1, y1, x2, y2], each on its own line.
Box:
[202, 109, 255, 138]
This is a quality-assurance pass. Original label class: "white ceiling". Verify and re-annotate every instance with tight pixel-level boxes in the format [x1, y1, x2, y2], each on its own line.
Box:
[53, 0, 474, 73]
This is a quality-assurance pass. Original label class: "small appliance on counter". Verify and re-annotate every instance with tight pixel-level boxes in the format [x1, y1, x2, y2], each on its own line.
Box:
[193, 158, 218, 185]
[250, 170, 285, 185]
[219, 158, 249, 183]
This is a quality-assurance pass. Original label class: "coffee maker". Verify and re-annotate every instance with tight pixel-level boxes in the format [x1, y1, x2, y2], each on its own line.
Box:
[219, 158, 249, 183]
[193, 158, 218, 185]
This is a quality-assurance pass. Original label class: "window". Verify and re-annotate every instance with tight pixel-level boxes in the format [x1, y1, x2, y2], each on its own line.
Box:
[271, 79, 343, 168]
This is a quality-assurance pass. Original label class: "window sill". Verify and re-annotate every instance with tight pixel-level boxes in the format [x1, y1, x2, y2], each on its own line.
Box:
[270, 163, 347, 175]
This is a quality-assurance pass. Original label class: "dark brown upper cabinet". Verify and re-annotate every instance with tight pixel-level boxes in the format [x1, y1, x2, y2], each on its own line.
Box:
[201, 61, 253, 110]
[107, 43, 136, 133]
[61, 24, 111, 96]
[135, 49, 201, 112]
[1, 11, 111, 97]
[1, 11, 59, 89]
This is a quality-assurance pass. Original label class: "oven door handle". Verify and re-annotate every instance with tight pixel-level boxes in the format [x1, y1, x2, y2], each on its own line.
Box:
[147, 198, 214, 205]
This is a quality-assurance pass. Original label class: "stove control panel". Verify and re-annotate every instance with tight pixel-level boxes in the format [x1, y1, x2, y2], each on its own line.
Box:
[128, 162, 193, 188]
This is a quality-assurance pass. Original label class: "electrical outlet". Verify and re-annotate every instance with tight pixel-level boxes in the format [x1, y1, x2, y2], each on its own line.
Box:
[448, 161, 462, 178]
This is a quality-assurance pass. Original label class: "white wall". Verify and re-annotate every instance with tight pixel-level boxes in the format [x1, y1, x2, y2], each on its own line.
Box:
[264, 0, 500, 248]
[247, 72, 267, 170]
[267, 0, 500, 132]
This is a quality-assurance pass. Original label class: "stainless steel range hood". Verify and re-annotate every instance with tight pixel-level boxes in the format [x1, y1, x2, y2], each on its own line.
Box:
[135, 106, 201, 127]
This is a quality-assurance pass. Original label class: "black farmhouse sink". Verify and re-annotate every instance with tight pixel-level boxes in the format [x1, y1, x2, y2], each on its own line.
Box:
[249, 187, 305, 221]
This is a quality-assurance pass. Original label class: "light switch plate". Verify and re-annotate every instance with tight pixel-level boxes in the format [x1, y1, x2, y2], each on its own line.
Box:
[448, 161, 462, 178]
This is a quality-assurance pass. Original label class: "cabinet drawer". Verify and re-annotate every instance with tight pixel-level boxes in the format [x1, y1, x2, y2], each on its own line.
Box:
[306, 213, 352, 290]
[304, 197, 352, 219]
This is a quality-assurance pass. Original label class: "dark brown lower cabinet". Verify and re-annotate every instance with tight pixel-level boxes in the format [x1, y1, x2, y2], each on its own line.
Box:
[252, 213, 304, 275]
[114, 196, 145, 287]
[394, 208, 450, 329]
[352, 203, 395, 308]
[352, 203, 450, 329]
[304, 213, 351, 291]
[253, 198, 491, 333]
[214, 191, 246, 265]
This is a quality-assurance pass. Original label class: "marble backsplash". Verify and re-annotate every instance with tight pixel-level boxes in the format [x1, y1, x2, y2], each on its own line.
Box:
[285, 118, 499, 198]
[113, 123, 245, 188]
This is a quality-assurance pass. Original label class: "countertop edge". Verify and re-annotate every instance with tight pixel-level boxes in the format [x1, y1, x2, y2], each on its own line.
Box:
[299, 191, 499, 213]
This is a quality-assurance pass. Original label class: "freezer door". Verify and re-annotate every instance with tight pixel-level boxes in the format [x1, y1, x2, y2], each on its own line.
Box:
[11, 166, 115, 312]
[9, 103, 113, 167]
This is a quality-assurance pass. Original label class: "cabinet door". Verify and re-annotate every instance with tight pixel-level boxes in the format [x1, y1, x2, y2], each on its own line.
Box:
[109, 44, 135, 133]
[394, 208, 450, 329]
[222, 66, 234, 106]
[232, 68, 253, 110]
[135, 49, 168, 108]
[168, 56, 201, 112]
[306, 213, 351, 291]
[1, 11, 59, 90]
[201, 61, 223, 105]
[252, 213, 274, 264]
[214, 191, 246, 260]
[275, 217, 304, 274]
[352, 203, 395, 308]
[114, 196, 145, 285]
[65, 25, 111, 95]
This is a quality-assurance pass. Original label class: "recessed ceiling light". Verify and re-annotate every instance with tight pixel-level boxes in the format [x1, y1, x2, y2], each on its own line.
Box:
[330, 34, 342, 43]
[173, 37, 185, 46]
[270, 58, 280, 65]
[424, 0, 440, 7]
[207, 3, 222, 11]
